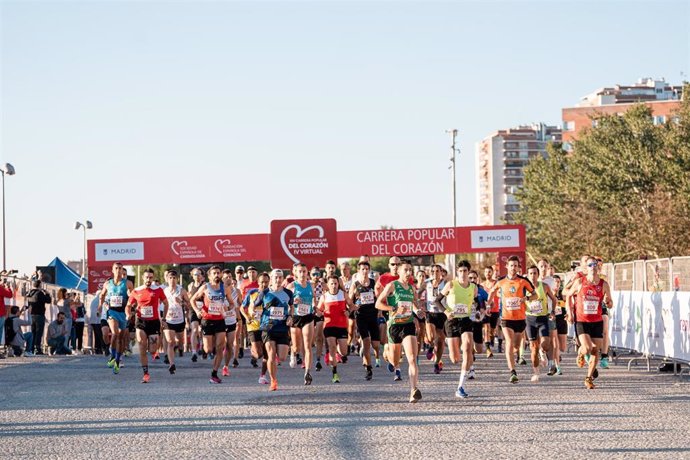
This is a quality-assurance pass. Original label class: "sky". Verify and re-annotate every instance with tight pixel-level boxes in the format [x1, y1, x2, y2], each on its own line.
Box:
[1, 0, 689, 275]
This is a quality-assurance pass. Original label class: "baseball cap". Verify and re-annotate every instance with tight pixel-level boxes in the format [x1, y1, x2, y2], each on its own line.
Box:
[235, 265, 245, 273]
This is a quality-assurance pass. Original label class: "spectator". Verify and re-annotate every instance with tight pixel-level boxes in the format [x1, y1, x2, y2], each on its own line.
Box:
[88, 294, 105, 355]
[47, 312, 71, 355]
[56, 288, 72, 351]
[27, 280, 52, 355]
[5, 306, 31, 357]
[73, 294, 86, 353]
[0, 278, 14, 358]
[19, 303, 34, 357]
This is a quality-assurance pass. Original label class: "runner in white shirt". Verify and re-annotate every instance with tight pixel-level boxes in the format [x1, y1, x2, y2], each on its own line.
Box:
[221, 270, 242, 377]
[162, 270, 191, 374]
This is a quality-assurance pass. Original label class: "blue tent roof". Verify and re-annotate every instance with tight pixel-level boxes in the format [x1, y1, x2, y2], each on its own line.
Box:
[47, 257, 88, 291]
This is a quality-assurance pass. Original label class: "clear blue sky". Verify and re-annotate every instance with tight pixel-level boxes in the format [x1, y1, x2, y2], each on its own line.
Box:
[1, 0, 688, 275]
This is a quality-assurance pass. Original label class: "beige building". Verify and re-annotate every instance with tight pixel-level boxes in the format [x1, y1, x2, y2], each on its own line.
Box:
[476, 124, 561, 225]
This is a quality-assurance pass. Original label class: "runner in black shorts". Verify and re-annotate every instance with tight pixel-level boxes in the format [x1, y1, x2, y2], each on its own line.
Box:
[424, 264, 447, 374]
[241, 272, 270, 384]
[310, 267, 325, 371]
[349, 261, 380, 380]
[187, 268, 205, 362]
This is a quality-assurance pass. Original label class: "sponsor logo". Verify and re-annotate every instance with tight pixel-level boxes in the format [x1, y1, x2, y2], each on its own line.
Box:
[215, 239, 231, 254]
[470, 229, 520, 249]
[170, 240, 205, 260]
[171, 240, 188, 256]
[94, 242, 145, 262]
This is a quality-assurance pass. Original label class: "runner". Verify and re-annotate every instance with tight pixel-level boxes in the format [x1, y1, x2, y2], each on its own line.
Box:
[239, 266, 259, 363]
[187, 268, 205, 362]
[242, 272, 270, 383]
[414, 270, 428, 359]
[596, 257, 611, 368]
[525, 265, 558, 382]
[437, 260, 477, 398]
[220, 270, 241, 377]
[376, 260, 423, 403]
[310, 266, 325, 371]
[487, 256, 537, 384]
[127, 268, 169, 383]
[99, 262, 134, 375]
[469, 269, 488, 380]
[316, 275, 357, 383]
[252, 269, 292, 391]
[565, 256, 613, 389]
[481, 265, 501, 356]
[425, 264, 447, 374]
[286, 263, 316, 385]
[189, 265, 236, 384]
[551, 275, 567, 375]
[349, 260, 380, 380]
[162, 270, 191, 375]
[339, 261, 358, 355]
[537, 258, 559, 375]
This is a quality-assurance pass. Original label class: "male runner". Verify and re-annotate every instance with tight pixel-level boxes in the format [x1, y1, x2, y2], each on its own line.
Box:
[488, 256, 537, 384]
[162, 270, 191, 374]
[187, 268, 205, 362]
[239, 266, 259, 359]
[242, 272, 270, 383]
[99, 262, 134, 374]
[425, 264, 447, 374]
[317, 275, 356, 383]
[190, 266, 236, 384]
[349, 260, 381, 380]
[221, 270, 241, 377]
[376, 260, 423, 403]
[525, 265, 558, 382]
[481, 265, 501, 356]
[127, 268, 169, 383]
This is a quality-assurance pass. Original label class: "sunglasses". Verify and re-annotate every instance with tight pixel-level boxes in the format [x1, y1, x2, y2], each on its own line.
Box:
[311, 273, 320, 277]
[587, 262, 598, 267]
[389, 263, 400, 266]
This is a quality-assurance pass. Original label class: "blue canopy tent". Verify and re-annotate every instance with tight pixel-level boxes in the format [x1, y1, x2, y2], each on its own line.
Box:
[47, 257, 88, 291]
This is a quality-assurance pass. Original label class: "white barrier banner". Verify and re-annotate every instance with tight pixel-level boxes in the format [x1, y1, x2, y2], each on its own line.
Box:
[610, 291, 690, 362]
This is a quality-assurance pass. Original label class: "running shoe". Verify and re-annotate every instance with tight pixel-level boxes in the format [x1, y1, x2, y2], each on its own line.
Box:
[531, 374, 540, 383]
[296, 355, 303, 365]
[336, 353, 343, 364]
[209, 376, 222, 384]
[232, 359, 239, 368]
[387, 362, 395, 373]
[315, 361, 323, 371]
[365, 368, 373, 381]
[258, 375, 269, 385]
[270, 379, 278, 391]
[375, 358, 381, 368]
[304, 372, 313, 386]
[438, 360, 444, 371]
[152, 352, 160, 360]
[325, 353, 331, 366]
[141, 373, 150, 384]
[394, 369, 402, 381]
[556, 366, 563, 375]
[238, 348, 244, 359]
[250, 358, 258, 368]
[112, 362, 120, 374]
[341, 355, 348, 364]
[468, 368, 475, 380]
[455, 387, 468, 399]
[486, 349, 493, 358]
[289, 354, 297, 368]
[191, 353, 198, 363]
[164, 354, 170, 365]
[592, 368, 599, 379]
[434, 363, 441, 374]
[547, 365, 557, 376]
[168, 364, 176, 375]
[332, 373, 340, 384]
[222, 366, 230, 377]
[509, 372, 518, 384]
[202, 351, 208, 360]
[600, 357, 609, 368]
[584, 377, 595, 389]
[518, 357, 527, 366]
[577, 353, 585, 368]
[409, 388, 422, 403]
[426, 349, 434, 360]
[124, 349, 132, 357]
[106, 358, 115, 368]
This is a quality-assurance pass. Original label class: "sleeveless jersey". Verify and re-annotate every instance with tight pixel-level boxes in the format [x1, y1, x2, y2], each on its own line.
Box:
[203, 282, 226, 321]
[495, 276, 533, 321]
[293, 281, 314, 316]
[526, 281, 549, 317]
[426, 279, 446, 314]
[323, 290, 347, 329]
[105, 279, 129, 312]
[353, 279, 377, 315]
[164, 285, 185, 324]
[388, 281, 415, 325]
[445, 280, 475, 320]
[576, 278, 605, 323]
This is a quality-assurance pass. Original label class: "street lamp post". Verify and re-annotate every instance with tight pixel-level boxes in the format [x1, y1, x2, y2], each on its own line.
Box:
[74, 220, 93, 282]
[1, 163, 16, 272]
[445, 130, 459, 276]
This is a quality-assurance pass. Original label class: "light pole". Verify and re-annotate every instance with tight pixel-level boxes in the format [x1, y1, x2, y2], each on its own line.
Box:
[1, 163, 16, 271]
[445, 130, 459, 276]
[74, 220, 93, 283]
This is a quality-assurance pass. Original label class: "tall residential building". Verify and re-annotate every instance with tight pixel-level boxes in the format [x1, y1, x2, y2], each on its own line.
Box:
[562, 78, 683, 146]
[476, 123, 561, 225]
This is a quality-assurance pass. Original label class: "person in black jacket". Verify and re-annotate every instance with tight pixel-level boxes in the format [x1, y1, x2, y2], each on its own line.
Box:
[27, 281, 52, 355]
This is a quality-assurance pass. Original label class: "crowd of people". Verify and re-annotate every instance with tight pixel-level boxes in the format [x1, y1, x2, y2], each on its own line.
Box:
[86, 253, 612, 403]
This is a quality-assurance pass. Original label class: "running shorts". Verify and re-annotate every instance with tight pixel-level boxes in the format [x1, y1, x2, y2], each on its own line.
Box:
[225, 323, 237, 334]
[555, 315, 568, 335]
[324, 327, 348, 339]
[165, 321, 185, 333]
[526, 315, 549, 340]
[106, 309, 128, 331]
[135, 318, 161, 337]
[201, 319, 226, 336]
[388, 322, 416, 344]
[262, 330, 290, 346]
[291, 314, 314, 329]
[427, 312, 447, 331]
[576, 321, 604, 339]
[356, 314, 380, 342]
[444, 317, 473, 338]
[501, 319, 526, 334]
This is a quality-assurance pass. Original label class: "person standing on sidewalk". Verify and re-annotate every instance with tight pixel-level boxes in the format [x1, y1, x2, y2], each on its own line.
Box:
[27, 281, 52, 355]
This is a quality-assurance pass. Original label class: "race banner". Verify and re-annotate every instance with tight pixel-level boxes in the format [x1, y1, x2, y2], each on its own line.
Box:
[270, 219, 338, 268]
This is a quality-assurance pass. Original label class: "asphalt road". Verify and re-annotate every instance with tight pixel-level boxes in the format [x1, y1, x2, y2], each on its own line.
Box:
[1, 348, 688, 459]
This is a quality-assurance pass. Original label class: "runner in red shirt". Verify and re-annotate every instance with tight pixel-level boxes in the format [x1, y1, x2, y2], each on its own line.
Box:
[316, 275, 356, 383]
[566, 256, 613, 389]
[127, 268, 168, 383]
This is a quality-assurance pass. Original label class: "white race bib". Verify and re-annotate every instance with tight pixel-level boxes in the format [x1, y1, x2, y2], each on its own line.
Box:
[269, 307, 285, 321]
[454, 304, 468, 316]
[296, 304, 311, 316]
[140, 306, 154, 319]
[583, 300, 599, 314]
[195, 301, 204, 309]
[529, 301, 543, 314]
[360, 291, 375, 304]
[167, 306, 184, 322]
[110, 295, 123, 307]
[208, 300, 224, 316]
[505, 297, 522, 311]
[555, 306, 563, 315]
[224, 307, 237, 325]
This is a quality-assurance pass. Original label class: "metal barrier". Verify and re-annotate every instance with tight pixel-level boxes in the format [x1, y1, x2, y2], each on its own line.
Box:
[671, 256, 690, 292]
[613, 262, 634, 291]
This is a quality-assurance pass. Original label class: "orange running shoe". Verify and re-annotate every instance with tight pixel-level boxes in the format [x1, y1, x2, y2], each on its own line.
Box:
[141, 373, 150, 384]
[222, 366, 230, 377]
[584, 377, 595, 389]
[270, 379, 278, 391]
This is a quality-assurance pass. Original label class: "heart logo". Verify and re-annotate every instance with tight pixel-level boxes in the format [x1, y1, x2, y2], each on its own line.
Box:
[171, 240, 188, 256]
[280, 225, 324, 264]
[214, 239, 231, 254]
[90, 271, 99, 277]
[101, 270, 110, 276]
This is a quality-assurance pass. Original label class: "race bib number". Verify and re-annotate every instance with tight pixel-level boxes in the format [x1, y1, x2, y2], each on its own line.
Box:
[208, 300, 224, 316]
[140, 306, 154, 319]
[360, 291, 375, 304]
[505, 297, 522, 311]
[529, 301, 543, 314]
[555, 306, 563, 315]
[583, 300, 599, 314]
[453, 304, 468, 316]
[224, 307, 237, 324]
[394, 301, 413, 322]
[167, 306, 184, 322]
[195, 301, 204, 309]
[296, 304, 311, 316]
[109, 295, 123, 307]
[269, 307, 285, 321]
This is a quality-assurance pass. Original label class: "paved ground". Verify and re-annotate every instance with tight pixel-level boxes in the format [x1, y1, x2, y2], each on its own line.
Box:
[1, 347, 688, 459]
